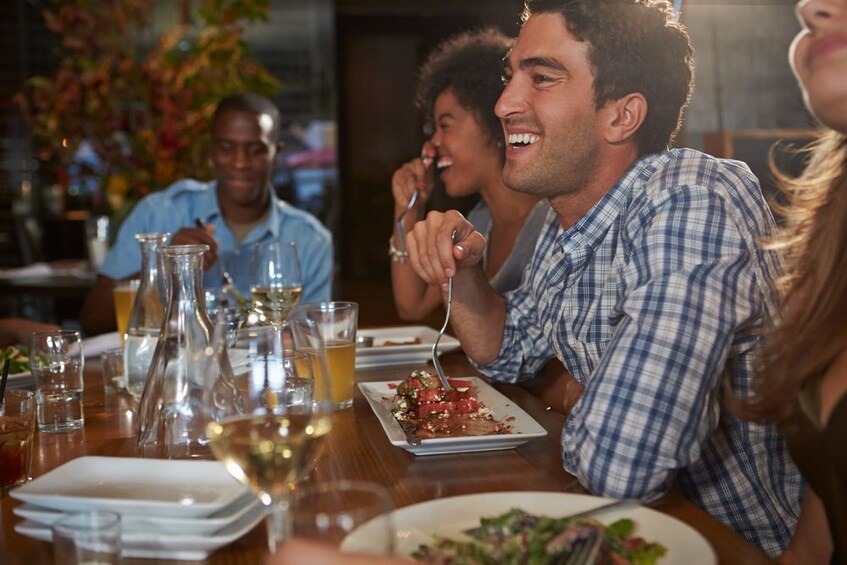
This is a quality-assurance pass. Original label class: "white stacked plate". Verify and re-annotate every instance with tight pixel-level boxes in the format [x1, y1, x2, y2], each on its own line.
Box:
[12, 456, 265, 560]
[355, 326, 460, 369]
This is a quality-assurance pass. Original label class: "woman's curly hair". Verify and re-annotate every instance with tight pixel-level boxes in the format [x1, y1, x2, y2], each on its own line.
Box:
[415, 28, 514, 148]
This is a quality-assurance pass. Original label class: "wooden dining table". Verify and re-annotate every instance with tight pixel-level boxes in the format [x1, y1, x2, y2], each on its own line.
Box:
[0, 347, 774, 564]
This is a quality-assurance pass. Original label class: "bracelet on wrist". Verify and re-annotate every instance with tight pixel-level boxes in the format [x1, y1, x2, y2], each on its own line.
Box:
[388, 236, 409, 264]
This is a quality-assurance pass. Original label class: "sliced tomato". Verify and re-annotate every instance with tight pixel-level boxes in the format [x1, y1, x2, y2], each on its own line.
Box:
[447, 379, 472, 388]
[417, 389, 444, 402]
[417, 401, 453, 417]
[454, 398, 481, 414]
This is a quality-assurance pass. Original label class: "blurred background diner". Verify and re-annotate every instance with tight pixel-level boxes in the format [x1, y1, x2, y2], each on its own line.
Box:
[0, 0, 817, 332]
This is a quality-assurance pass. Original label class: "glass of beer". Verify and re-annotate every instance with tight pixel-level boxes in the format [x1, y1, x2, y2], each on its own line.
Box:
[296, 302, 358, 410]
[112, 279, 140, 343]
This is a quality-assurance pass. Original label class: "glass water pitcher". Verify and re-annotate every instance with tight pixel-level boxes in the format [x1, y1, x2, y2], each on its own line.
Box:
[124, 232, 170, 400]
[136, 244, 241, 459]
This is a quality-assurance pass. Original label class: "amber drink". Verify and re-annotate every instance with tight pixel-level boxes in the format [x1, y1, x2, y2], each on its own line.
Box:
[0, 390, 35, 493]
[112, 280, 139, 344]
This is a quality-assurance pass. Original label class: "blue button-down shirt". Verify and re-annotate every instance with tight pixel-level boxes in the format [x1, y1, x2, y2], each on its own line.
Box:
[476, 149, 801, 556]
[99, 179, 333, 303]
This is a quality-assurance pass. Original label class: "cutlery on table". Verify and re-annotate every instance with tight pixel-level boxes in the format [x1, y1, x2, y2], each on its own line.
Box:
[558, 528, 602, 565]
[398, 419, 422, 446]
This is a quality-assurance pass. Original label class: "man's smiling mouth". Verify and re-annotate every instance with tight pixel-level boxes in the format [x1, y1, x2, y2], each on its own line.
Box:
[508, 133, 540, 148]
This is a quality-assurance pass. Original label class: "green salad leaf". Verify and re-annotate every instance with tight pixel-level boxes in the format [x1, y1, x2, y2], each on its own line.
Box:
[412, 508, 667, 565]
[0, 345, 30, 375]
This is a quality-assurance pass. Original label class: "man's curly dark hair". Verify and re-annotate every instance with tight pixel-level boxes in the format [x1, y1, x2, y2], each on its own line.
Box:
[415, 28, 514, 152]
[522, 0, 694, 156]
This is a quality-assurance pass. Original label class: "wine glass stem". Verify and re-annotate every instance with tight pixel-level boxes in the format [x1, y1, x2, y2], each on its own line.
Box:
[266, 497, 292, 553]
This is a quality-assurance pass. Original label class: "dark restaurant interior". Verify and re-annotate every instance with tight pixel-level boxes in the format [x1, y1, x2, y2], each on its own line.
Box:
[2, 1, 846, 564]
[0, 0, 816, 327]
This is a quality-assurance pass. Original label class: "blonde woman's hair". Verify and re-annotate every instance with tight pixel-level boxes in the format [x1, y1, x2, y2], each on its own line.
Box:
[744, 129, 847, 422]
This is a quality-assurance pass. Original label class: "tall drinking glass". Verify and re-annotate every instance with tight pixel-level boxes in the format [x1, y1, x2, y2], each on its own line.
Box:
[250, 241, 303, 326]
[296, 302, 358, 410]
[112, 279, 139, 345]
[206, 319, 332, 553]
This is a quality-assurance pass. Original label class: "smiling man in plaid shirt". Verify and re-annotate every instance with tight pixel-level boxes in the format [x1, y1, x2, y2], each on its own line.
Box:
[403, 0, 801, 557]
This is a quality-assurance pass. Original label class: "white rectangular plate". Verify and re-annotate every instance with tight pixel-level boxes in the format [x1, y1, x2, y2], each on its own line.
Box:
[14, 491, 261, 536]
[14, 500, 265, 560]
[355, 326, 460, 369]
[5, 371, 33, 389]
[358, 376, 547, 456]
[342, 492, 716, 565]
[11, 457, 250, 518]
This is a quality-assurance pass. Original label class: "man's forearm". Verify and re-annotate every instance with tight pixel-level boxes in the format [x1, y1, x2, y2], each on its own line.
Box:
[448, 264, 506, 365]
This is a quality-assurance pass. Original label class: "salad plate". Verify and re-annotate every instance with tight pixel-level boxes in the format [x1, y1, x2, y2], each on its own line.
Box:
[15, 498, 265, 560]
[343, 491, 717, 564]
[11, 457, 249, 518]
[14, 491, 261, 536]
[0, 345, 32, 388]
[355, 326, 460, 370]
[358, 376, 546, 456]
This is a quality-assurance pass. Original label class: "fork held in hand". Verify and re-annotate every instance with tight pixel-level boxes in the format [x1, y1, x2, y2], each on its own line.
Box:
[395, 189, 419, 255]
[431, 229, 456, 392]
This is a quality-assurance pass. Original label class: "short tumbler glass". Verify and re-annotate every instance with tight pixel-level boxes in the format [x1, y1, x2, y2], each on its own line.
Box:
[0, 389, 35, 493]
[52, 510, 121, 565]
[29, 330, 85, 433]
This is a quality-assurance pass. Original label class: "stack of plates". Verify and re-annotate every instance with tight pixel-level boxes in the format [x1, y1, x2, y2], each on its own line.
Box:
[12, 456, 265, 560]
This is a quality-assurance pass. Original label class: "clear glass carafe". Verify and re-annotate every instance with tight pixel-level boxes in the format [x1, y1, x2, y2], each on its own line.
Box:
[124, 232, 170, 400]
[136, 244, 241, 459]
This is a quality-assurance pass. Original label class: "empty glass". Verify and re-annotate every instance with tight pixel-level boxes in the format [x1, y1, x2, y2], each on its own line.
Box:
[29, 330, 84, 433]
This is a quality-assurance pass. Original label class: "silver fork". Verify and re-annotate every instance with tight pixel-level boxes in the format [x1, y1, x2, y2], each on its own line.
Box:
[558, 529, 602, 565]
[431, 275, 453, 391]
[431, 231, 455, 391]
[395, 189, 419, 254]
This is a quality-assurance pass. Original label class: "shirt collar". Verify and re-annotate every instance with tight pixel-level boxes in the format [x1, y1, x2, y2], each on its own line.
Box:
[195, 180, 282, 242]
[556, 152, 662, 254]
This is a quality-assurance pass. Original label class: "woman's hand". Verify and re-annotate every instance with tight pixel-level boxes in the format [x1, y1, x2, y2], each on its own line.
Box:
[391, 141, 436, 224]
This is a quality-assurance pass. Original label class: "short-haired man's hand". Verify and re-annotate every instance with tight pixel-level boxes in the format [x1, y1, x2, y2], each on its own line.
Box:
[406, 209, 486, 287]
[171, 224, 220, 271]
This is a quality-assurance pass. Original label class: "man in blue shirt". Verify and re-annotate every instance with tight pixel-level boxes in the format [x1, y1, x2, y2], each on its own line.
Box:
[79, 93, 333, 335]
[404, 0, 800, 556]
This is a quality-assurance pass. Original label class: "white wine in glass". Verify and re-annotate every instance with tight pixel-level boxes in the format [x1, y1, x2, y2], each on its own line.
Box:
[250, 241, 303, 325]
[206, 322, 332, 552]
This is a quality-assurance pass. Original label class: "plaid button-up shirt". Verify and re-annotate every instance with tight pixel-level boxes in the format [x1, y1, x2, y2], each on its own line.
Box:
[476, 148, 801, 556]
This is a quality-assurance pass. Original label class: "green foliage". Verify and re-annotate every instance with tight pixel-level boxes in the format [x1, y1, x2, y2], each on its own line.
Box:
[17, 0, 280, 215]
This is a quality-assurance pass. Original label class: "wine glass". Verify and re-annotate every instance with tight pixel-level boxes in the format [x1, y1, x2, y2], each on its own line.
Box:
[206, 320, 332, 553]
[250, 241, 303, 326]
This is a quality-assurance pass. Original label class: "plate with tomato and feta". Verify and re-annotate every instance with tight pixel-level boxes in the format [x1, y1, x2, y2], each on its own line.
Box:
[358, 371, 547, 456]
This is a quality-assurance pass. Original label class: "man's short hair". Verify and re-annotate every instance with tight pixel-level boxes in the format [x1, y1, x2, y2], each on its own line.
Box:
[522, 0, 694, 155]
[213, 92, 281, 142]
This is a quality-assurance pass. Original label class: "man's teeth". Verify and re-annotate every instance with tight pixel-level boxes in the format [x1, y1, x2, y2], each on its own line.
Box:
[507, 133, 540, 147]
[437, 157, 453, 169]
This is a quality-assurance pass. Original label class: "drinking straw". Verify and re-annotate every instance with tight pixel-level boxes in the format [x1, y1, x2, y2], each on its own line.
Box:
[0, 358, 10, 403]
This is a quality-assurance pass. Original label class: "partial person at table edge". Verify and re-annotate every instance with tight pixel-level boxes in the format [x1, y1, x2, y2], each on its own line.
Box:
[404, 0, 799, 556]
[388, 28, 581, 415]
[0, 318, 60, 348]
[78, 92, 333, 336]
[738, 0, 847, 563]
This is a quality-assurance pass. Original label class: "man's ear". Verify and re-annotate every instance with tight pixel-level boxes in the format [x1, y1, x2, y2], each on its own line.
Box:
[601, 92, 647, 145]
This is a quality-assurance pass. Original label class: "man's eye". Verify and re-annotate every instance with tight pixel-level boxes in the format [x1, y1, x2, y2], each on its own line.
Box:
[500, 74, 512, 86]
[532, 74, 553, 84]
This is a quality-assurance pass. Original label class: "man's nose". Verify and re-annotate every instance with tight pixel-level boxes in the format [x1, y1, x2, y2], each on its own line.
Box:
[232, 147, 250, 167]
